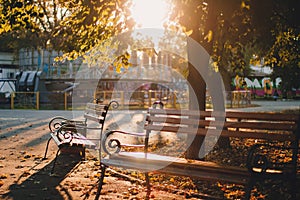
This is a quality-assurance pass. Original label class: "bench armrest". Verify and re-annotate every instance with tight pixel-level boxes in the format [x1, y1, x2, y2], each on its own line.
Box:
[51, 124, 74, 143]
[101, 130, 146, 155]
[246, 143, 296, 175]
[54, 122, 105, 141]
[48, 116, 86, 132]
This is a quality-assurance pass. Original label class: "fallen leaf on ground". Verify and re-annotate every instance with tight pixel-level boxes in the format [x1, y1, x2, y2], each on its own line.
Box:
[0, 174, 8, 179]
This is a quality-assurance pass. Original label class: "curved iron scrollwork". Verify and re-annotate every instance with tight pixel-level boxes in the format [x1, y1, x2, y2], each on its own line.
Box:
[152, 100, 164, 109]
[107, 100, 119, 110]
[246, 143, 294, 174]
[102, 130, 122, 155]
[101, 130, 146, 156]
[247, 144, 268, 173]
[247, 144, 272, 174]
[100, 100, 120, 155]
[48, 117, 68, 132]
[101, 100, 164, 156]
[49, 116, 86, 133]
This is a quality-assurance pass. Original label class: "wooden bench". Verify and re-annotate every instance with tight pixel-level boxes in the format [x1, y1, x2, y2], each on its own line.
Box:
[43, 100, 118, 174]
[95, 105, 299, 199]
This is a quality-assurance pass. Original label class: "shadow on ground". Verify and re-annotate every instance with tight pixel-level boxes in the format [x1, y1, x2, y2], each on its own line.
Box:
[1, 153, 84, 200]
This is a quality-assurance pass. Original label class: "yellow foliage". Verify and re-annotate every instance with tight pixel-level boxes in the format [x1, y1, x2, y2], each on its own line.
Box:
[241, 1, 250, 10]
[80, 44, 87, 50]
[204, 30, 213, 42]
[185, 29, 193, 36]
[3, 23, 11, 33]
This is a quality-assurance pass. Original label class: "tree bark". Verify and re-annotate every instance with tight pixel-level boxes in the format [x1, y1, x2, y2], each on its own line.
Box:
[185, 63, 206, 160]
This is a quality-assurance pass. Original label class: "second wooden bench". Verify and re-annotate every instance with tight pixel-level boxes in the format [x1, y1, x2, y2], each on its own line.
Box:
[96, 107, 299, 199]
[43, 100, 118, 173]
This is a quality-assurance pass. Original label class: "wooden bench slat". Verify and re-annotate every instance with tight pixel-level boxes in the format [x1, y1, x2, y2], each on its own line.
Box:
[103, 152, 250, 184]
[50, 132, 96, 148]
[149, 109, 300, 122]
[71, 139, 96, 148]
[224, 121, 297, 131]
[71, 133, 96, 147]
[147, 116, 298, 131]
[160, 165, 249, 184]
[225, 111, 300, 121]
[86, 102, 107, 110]
[145, 124, 296, 141]
[50, 132, 64, 146]
[85, 108, 107, 116]
[220, 129, 296, 141]
[83, 113, 103, 123]
[149, 108, 203, 117]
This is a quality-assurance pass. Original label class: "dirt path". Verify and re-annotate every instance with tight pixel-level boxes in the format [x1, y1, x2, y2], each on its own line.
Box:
[0, 110, 193, 200]
[1, 103, 299, 200]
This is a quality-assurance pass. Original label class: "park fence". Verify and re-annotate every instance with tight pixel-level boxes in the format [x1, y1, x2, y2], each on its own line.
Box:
[6, 90, 250, 110]
[8, 90, 185, 110]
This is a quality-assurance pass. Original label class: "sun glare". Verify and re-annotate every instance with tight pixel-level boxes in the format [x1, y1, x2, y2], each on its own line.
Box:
[130, 0, 170, 28]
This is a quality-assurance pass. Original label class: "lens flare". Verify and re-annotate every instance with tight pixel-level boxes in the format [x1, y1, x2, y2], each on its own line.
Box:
[130, 0, 170, 28]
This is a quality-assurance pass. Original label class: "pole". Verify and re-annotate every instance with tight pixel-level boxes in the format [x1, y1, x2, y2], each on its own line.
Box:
[148, 90, 152, 107]
[64, 92, 67, 110]
[36, 92, 39, 110]
[120, 91, 124, 109]
[11, 92, 14, 109]
[173, 92, 177, 108]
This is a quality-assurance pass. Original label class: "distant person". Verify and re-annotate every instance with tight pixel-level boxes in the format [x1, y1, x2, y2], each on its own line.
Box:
[273, 89, 279, 101]
[241, 79, 247, 90]
[264, 79, 273, 97]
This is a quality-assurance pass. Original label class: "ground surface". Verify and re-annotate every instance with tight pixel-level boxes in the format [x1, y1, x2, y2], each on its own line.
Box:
[0, 100, 299, 200]
[0, 110, 200, 200]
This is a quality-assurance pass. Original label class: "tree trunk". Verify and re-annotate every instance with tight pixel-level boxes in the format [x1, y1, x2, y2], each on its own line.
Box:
[217, 67, 231, 148]
[185, 63, 206, 160]
[185, 0, 231, 160]
[185, 35, 230, 160]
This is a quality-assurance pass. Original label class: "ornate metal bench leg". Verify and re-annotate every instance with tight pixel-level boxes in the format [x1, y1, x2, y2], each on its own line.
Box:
[50, 148, 60, 174]
[290, 176, 296, 200]
[43, 137, 52, 159]
[95, 164, 107, 200]
[82, 147, 86, 159]
[145, 172, 151, 200]
[244, 178, 255, 200]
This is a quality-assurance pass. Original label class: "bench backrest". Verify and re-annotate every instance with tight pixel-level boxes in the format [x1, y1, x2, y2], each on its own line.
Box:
[56, 100, 118, 136]
[144, 109, 299, 159]
[83, 100, 119, 130]
[145, 109, 299, 141]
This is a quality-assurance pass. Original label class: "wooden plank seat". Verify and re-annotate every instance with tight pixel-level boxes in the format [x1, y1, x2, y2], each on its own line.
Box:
[95, 103, 299, 199]
[43, 100, 119, 174]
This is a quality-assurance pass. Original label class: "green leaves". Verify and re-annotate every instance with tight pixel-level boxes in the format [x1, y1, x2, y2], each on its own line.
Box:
[0, 0, 40, 33]
[52, 0, 131, 60]
[0, 0, 133, 62]
[265, 28, 300, 93]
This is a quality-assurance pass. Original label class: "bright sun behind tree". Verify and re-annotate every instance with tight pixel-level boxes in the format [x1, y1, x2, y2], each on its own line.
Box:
[130, 0, 171, 28]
